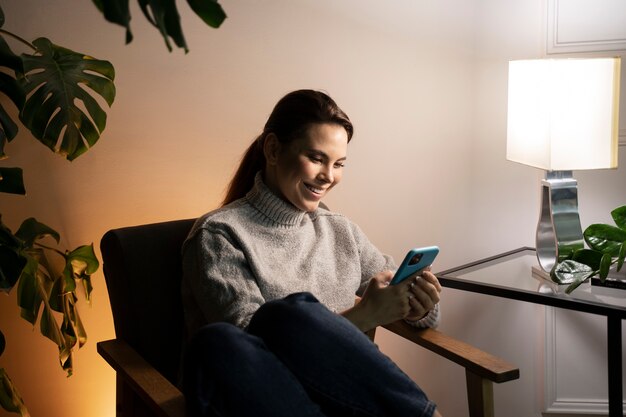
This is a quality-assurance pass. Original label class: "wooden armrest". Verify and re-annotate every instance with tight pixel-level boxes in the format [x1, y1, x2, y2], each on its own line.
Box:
[382, 320, 519, 383]
[97, 339, 186, 417]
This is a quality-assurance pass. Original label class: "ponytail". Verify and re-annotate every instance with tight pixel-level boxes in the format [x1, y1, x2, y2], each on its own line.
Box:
[222, 136, 265, 206]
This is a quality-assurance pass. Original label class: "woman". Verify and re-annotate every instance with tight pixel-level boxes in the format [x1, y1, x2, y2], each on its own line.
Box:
[182, 90, 443, 417]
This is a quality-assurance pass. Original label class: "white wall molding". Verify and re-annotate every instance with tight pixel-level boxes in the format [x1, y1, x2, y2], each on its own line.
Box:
[543, 307, 626, 415]
[546, 0, 626, 55]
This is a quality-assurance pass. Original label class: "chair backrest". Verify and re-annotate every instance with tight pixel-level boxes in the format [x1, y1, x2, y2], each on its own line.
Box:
[100, 218, 196, 385]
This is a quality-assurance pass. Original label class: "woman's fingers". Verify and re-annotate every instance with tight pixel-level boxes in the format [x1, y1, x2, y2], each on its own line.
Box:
[420, 270, 442, 292]
[404, 272, 441, 319]
[411, 276, 440, 302]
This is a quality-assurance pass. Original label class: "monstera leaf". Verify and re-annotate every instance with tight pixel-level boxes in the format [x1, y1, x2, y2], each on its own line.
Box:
[92, 0, 226, 52]
[0, 167, 24, 195]
[0, 367, 29, 417]
[0, 217, 28, 293]
[19, 38, 115, 161]
[0, 32, 25, 157]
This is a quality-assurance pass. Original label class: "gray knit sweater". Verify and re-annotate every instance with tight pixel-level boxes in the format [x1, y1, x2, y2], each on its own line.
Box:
[181, 173, 439, 334]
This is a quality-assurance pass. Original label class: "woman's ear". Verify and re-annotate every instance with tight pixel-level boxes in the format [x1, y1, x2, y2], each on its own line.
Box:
[263, 133, 281, 166]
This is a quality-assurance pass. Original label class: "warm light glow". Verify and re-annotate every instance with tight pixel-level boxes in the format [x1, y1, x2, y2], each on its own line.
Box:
[507, 57, 620, 170]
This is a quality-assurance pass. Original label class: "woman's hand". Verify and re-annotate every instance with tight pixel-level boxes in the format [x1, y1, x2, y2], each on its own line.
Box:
[405, 269, 442, 321]
[342, 269, 442, 332]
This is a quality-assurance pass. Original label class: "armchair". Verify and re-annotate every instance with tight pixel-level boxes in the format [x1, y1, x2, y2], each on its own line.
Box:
[97, 219, 519, 417]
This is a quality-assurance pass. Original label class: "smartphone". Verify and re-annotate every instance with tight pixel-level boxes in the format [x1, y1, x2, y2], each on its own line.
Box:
[390, 246, 439, 285]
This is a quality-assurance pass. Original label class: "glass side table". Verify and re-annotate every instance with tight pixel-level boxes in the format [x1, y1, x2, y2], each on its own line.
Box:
[436, 247, 626, 417]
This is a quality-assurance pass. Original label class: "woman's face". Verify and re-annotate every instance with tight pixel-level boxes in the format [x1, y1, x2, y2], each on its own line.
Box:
[265, 123, 348, 212]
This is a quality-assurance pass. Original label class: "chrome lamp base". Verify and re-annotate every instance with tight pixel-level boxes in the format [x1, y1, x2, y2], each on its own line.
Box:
[536, 170, 584, 272]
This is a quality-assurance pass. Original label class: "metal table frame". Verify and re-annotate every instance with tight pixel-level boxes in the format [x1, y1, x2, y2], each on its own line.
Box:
[436, 247, 624, 416]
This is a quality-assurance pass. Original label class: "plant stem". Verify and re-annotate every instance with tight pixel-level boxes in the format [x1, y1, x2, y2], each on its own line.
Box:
[34, 242, 66, 258]
[0, 29, 36, 52]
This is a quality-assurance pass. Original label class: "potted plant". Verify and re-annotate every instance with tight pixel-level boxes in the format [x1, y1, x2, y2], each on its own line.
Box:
[552, 205, 626, 294]
[0, 1, 226, 415]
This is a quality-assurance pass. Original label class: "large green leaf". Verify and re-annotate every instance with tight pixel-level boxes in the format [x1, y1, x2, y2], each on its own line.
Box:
[61, 293, 87, 354]
[599, 253, 613, 281]
[584, 224, 626, 257]
[0, 368, 29, 417]
[618, 242, 625, 272]
[139, 0, 187, 52]
[0, 102, 18, 158]
[612, 205, 626, 230]
[0, 36, 24, 95]
[571, 248, 603, 271]
[0, 216, 22, 248]
[64, 244, 99, 301]
[15, 217, 60, 247]
[39, 300, 71, 371]
[73, 301, 87, 348]
[49, 276, 64, 312]
[61, 300, 77, 351]
[0, 34, 25, 155]
[0, 167, 25, 195]
[91, 0, 133, 44]
[0, 217, 27, 293]
[16, 257, 42, 325]
[93, 0, 225, 52]
[66, 244, 99, 276]
[19, 37, 115, 161]
[187, 0, 226, 28]
[551, 259, 593, 284]
[0, 246, 26, 293]
[12, 244, 74, 374]
[551, 259, 595, 294]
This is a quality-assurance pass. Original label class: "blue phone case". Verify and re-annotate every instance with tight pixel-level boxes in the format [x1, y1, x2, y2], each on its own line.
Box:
[390, 246, 439, 285]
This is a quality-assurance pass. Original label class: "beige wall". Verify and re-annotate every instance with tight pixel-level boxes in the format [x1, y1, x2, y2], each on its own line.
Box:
[1, 1, 624, 417]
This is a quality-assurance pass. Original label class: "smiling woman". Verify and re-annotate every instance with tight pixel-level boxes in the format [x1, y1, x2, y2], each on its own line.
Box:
[180, 89, 443, 417]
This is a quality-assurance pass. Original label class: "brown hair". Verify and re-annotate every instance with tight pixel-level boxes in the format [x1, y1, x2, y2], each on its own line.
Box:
[222, 90, 353, 206]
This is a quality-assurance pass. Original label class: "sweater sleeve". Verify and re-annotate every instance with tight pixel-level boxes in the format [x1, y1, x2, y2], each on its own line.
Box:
[348, 222, 395, 296]
[404, 303, 440, 328]
[182, 227, 265, 331]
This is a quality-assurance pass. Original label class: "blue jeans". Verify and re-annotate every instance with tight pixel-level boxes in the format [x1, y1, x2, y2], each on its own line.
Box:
[183, 292, 436, 417]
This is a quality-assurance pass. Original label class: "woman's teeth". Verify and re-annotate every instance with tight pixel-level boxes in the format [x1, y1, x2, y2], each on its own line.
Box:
[305, 184, 323, 194]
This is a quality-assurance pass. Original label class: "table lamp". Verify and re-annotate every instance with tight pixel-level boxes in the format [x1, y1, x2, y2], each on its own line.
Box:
[506, 57, 620, 273]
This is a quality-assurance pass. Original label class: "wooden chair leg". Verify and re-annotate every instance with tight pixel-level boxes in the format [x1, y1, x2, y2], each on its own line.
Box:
[117, 374, 157, 417]
[466, 370, 494, 417]
[116, 374, 132, 417]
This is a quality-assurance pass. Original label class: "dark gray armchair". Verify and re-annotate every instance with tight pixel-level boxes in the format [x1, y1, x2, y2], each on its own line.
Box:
[97, 219, 519, 417]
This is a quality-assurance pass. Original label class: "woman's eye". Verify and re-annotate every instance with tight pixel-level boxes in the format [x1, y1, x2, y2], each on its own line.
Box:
[334, 162, 345, 168]
[309, 156, 323, 163]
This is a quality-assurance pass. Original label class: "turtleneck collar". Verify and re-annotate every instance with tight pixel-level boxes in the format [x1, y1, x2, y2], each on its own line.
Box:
[245, 172, 307, 227]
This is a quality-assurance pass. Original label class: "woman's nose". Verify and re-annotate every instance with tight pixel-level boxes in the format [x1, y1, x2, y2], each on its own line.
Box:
[318, 165, 333, 183]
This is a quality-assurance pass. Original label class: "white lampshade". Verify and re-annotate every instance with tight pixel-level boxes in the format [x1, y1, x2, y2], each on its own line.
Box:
[507, 58, 620, 171]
